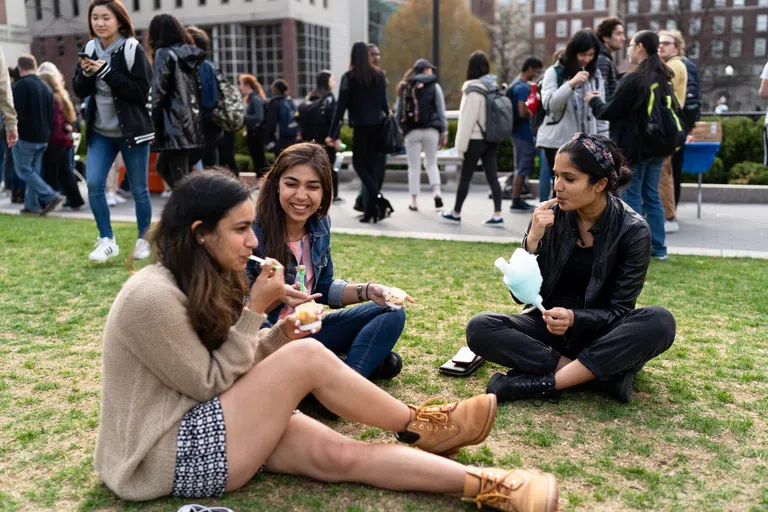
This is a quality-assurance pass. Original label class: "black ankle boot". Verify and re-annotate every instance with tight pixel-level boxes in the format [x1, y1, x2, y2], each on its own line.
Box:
[369, 351, 402, 380]
[486, 370, 557, 404]
[603, 371, 636, 403]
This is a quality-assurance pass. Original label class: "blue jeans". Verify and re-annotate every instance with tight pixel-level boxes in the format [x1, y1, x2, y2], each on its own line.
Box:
[538, 148, 552, 202]
[86, 132, 151, 239]
[312, 302, 406, 377]
[621, 157, 667, 257]
[12, 139, 56, 212]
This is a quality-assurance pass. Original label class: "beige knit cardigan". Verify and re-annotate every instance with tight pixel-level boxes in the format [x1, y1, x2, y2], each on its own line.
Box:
[95, 264, 291, 501]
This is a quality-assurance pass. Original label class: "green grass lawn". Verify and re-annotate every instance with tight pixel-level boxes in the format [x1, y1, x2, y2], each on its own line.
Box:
[1, 214, 767, 512]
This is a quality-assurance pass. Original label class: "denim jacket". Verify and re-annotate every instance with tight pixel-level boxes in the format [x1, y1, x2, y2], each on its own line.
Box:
[247, 216, 348, 325]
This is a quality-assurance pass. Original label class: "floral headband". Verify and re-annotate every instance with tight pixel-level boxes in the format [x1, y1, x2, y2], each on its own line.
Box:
[572, 133, 614, 175]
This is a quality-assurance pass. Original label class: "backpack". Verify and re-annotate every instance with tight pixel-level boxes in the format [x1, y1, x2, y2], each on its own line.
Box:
[399, 78, 438, 130]
[211, 68, 245, 132]
[464, 82, 514, 143]
[678, 56, 701, 130]
[297, 94, 331, 141]
[276, 96, 300, 139]
[84, 37, 139, 71]
[643, 82, 686, 158]
[531, 64, 564, 137]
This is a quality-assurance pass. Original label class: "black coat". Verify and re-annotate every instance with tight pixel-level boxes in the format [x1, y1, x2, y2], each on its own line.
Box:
[329, 71, 389, 139]
[519, 195, 652, 342]
[151, 44, 205, 151]
[596, 42, 619, 102]
[12, 74, 53, 143]
[73, 41, 154, 148]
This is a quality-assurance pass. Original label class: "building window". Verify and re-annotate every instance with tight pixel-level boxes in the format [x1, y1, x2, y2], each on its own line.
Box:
[556, 19, 567, 37]
[712, 40, 724, 58]
[732, 15, 743, 33]
[714, 0, 725, 6]
[571, 18, 582, 33]
[691, 0, 701, 10]
[297, 22, 330, 97]
[760, 0, 768, 7]
[666, 20, 676, 30]
[628, 0, 638, 14]
[572, 0, 582, 11]
[324, 0, 328, 6]
[34, 0, 43, 20]
[688, 42, 699, 58]
[649, 20, 660, 31]
[210, 23, 284, 88]
[557, 0, 567, 12]
[593, 17, 603, 28]
[759, 15, 768, 32]
[712, 16, 725, 34]
[689, 17, 701, 35]
[626, 22, 637, 35]
[732, 0, 744, 6]
[534, 21, 545, 38]
[176, 0, 182, 6]
[200, 0, 206, 4]
[667, 0, 678, 10]
[755, 38, 766, 57]
[651, 0, 661, 11]
[154, 0, 161, 9]
[222, 0, 228, 3]
[534, 0, 545, 13]
[730, 39, 742, 57]
[594, 0, 606, 10]
[73, 0, 80, 16]
[53, 0, 61, 17]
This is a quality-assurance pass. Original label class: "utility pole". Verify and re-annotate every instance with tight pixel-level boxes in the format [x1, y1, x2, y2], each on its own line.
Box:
[433, 0, 439, 80]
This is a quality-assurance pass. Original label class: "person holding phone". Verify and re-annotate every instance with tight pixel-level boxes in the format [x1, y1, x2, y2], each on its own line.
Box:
[73, 0, 154, 262]
[466, 134, 676, 404]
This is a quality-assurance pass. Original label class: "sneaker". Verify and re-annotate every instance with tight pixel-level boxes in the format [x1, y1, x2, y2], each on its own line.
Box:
[653, 254, 669, 262]
[114, 194, 127, 204]
[463, 467, 558, 512]
[133, 238, 151, 260]
[603, 371, 636, 403]
[115, 188, 132, 199]
[483, 216, 504, 227]
[332, 196, 344, 203]
[89, 237, 119, 262]
[19, 207, 38, 214]
[369, 351, 403, 380]
[486, 370, 557, 404]
[510, 199, 534, 213]
[161, 190, 172, 199]
[40, 194, 64, 216]
[440, 211, 461, 223]
[396, 394, 497, 456]
[434, 196, 444, 209]
[106, 192, 118, 207]
[664, 219, 680, 233]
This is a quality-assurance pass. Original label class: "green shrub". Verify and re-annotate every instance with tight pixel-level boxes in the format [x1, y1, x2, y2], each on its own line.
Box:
[682, 157, 726, 184]
[234, 154, 253, 173]
[701, 116, 763, 174]
[728, 162, 768, 185]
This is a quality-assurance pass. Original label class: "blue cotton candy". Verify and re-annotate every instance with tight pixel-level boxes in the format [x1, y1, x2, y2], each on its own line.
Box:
[494, 249, 545, 310]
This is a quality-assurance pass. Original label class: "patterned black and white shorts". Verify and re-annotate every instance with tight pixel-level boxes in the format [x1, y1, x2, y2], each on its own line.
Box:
[171, 396, 229, 498]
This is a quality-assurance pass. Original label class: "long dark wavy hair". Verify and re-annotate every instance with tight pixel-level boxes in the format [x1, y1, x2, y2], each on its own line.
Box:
[256, 143, 334, 268]
[559, 29, 601, 80]
[349, 41, 381, 88]
[149, 170, 252, 351]
[147, 14, 193, 59]
[632, 30, 675, 109]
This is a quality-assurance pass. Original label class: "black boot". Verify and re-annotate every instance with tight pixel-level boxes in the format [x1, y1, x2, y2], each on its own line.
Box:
[603, 371, 636, 403]
[486, 370, 557, 404]
[369, 351, 403, 380]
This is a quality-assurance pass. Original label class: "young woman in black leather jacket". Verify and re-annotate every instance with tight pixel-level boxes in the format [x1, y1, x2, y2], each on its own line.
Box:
[148, 14, 205, 189]
[467, 134, 676, 404]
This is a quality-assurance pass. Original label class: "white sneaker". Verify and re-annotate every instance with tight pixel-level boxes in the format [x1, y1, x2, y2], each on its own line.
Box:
[89, 237, 119, 261]
[114, 194, 127, 204]
[106, 192, 118, 207]
[133, 238, 151, 260]
[664, 220, 680, 233]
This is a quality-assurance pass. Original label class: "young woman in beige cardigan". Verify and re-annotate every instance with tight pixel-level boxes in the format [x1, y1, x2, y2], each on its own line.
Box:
[96, 169, 557, 511]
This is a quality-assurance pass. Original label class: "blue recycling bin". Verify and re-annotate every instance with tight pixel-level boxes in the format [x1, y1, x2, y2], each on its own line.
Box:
[683, 141, 721, 219]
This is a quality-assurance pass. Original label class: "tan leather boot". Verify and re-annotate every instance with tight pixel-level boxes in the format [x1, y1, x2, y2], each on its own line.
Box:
[398, 394, 497, 456]
[462, 467, 558, 512]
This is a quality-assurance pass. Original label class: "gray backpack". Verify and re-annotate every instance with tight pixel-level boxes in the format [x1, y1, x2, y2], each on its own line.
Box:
[464, 83, 514, 143]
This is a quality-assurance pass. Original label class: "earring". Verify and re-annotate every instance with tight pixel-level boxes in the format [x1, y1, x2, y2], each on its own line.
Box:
[198, 238, 204, 244]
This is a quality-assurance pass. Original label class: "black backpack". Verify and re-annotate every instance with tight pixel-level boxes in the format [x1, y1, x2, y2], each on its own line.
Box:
[399, 76, 438, 130]
[297, 94, 331, 141]
[531, 64, 565, 137]
[643, 82, 686, 157]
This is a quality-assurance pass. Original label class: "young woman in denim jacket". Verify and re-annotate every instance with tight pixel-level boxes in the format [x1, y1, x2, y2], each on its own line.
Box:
[247, 143, 409, 380]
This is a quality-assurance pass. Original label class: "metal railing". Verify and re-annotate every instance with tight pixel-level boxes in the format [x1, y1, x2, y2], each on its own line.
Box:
[442, 110, 765, 121]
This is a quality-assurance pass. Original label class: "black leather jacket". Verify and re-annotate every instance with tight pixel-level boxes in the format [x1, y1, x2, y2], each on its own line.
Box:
[518, 195, 652, 341]
[151, 44, 205, 151]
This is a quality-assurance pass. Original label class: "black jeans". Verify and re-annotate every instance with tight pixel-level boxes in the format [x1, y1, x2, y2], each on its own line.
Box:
[352, 124, 386, 219]
[218, 131, 237, 174]
[466, 306, 676, 382]
[246, 130, 268, 178]
[454, 139, 502, 213]
[201, 122, 223, 168]
[672, 147, 683, 206]
[156, 148, 204, 189]
[43, 143, 84, 207]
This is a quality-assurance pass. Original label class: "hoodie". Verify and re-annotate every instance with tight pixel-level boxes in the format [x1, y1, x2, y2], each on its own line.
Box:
[454, 74, 498, 155]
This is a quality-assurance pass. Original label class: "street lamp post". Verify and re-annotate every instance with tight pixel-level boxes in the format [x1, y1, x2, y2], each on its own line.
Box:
[433, 0, 439, 80]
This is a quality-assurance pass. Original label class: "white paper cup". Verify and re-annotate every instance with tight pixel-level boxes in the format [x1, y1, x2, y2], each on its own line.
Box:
[384, 287, 407, 310]
[298, 320, 322, 332]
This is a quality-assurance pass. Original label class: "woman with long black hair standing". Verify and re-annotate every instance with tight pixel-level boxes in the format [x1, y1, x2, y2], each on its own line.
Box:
[239, 74, 268, 179]
[299, 70, 340, 201]
[326, 42, 390, 223]
[586, 30, 672, 260]
[147, 14, 205, 189]
[73, 0, 154, 262]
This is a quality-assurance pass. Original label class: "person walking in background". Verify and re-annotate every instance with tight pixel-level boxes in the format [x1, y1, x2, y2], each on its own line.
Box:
[298, 70, 340, 201]
[595, 17, 625, 103]
[759, 60, 768, 166]
[537, 30, 606, 172]
[657, 30, 688, 235]
[0, 48, 18, 153]
[148, 14, 205, 189]
[714, 96, 729, 115]
[239, 74, 268, 179]
[587, 30, 673, 261]
[263, 79, 299, 158]
[11, 54, 61, 215]
[395, 58, 446, 212]
[441, 51, 504, 226]
[327, 42, 390, 224]
[187, 26, 222, 168]
[73, 0, 154, 262]
[507, 57, 543, 213]
[38, 72, 85, 210]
